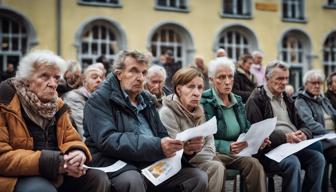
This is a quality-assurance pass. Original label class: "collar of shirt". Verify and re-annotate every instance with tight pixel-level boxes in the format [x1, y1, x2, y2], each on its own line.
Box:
[212, 88, 237, 108]
[264, 85, 283, 102]
[122, 90, 147, 113]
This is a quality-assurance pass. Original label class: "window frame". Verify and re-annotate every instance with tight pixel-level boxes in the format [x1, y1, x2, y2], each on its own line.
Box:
[279, 32, 308, 89]
[282, 0, 306, 23]
[150, 27, 184, 64]
[77, 0, 122, 8]
[77, 21, 120, 69]
[155, 0, 189, 13]
[323, 0, 336, 9]
[0, 9, 35, 73]
[221, 0, 252, 19]
[323, 32, 336, 77]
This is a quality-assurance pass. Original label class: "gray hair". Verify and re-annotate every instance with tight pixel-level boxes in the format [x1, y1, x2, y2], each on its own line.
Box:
[16, 50, 66, 80]
[113, 50, 148, 74]
[303, 70, 325, 85]
[252, 50, 264, 58]
[146, 65, 167, 82]
[216, 48, 227, 57]
[65, 60, 82, 73]
[265, 60, 290, 78]
[208, 57, 235, 78]
[84, 63, 104, 78]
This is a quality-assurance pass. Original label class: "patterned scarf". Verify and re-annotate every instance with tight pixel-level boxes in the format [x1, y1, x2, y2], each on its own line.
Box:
[11, 79, 57, 119]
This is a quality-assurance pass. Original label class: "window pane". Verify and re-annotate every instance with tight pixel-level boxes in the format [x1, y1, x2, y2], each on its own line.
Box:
[150, 27, 184, 65]
[12, 37, 18, 51]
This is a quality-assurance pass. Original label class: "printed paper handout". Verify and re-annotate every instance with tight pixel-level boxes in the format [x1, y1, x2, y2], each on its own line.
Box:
[84, 160, 127, 172]
[237, 117, 277, 156]
[266, 132, 336, 162]
[142, 117, 217, 186]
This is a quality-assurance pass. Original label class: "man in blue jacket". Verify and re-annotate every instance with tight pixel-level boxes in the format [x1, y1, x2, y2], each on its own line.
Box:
[83, 50, 207, 192]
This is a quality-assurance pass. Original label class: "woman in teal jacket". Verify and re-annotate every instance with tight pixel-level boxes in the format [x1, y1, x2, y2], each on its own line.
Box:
[201, 57, 267, 192]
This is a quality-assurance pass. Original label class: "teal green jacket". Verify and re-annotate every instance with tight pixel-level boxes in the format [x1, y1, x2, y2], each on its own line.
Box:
[201, 89, 251, 155]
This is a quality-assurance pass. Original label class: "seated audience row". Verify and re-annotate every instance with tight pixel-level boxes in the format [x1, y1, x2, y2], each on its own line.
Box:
[1, 49, 334, 192]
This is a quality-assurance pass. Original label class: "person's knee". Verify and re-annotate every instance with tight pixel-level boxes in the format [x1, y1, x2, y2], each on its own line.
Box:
[193, 168, 208, 189]
[280, 156, 301, 175]
[245, 157, 264, 173]
[110, 170, 145, 191]
[314, 152, 326, 167]
[15, 177, 57, 192]
[86, 169, 111, 190]
[207, 161, 225, 177]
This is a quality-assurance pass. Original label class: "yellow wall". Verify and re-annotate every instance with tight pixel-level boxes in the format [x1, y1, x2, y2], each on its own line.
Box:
[1, 0, 336, 69]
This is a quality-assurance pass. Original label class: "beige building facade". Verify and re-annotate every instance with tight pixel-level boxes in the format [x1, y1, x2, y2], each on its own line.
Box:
[1, 0, 336, 88]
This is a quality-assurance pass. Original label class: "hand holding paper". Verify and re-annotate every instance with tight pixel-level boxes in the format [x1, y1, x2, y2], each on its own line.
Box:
[184, 136, 204, 155]
[161, 137, 184, 157]
[142, 117, 217, 186]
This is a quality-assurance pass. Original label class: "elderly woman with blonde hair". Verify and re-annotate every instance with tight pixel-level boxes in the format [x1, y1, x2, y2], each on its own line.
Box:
[159, 67, 225, 192]
[201, 57, 267, 192]
[0, 50, 109, 192]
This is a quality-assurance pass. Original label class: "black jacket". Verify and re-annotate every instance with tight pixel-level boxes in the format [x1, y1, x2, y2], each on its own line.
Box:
[232, 69, 257, 103]
[245, 85, 312, 152]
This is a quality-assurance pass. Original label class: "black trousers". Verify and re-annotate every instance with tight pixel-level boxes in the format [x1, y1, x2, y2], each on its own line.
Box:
[109, 167, 208, 192]
[15, 169, 111, 192]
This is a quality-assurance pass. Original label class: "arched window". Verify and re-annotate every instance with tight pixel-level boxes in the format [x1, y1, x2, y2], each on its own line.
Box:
[0, 8, 36, 73]
[279, 30, 311, 89]
[323, 32, 336, 77]
[151, 27, 183, 64]
[76, 18, 127, 70]
[148, 23, 194, 66]
[215, 25, 258, 62]
[218, 30, 249, 61]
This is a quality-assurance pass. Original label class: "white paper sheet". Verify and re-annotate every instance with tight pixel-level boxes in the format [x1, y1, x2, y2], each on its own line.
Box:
[237, 117, 277, 156]
[175, 116, 217, 141]
[83, 160, 127, 173]
[142, 117, 217, 186]
[265, 132, 336, 162]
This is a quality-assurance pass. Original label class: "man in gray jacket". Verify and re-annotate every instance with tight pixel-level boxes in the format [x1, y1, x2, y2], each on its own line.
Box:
[83, 50, 207, 192]
[295, 69, 336, 191]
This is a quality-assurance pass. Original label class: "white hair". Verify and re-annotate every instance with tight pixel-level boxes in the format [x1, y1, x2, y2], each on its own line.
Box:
[252, 50, 264, 58]
[65, 60, 82, 73]
[16, 50, 66, 80]
[83, 63, 104, 78]
[208, 57, 235, 78]
[216, 48, 227, 57]
[146, 65, 167, 82]
[303, 70, 325, 85]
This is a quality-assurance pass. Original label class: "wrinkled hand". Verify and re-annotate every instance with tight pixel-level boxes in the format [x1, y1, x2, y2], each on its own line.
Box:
[286, 132, 304, 143]
[230, 141, 248, 155]
[63, 150, 86, 178]
[260, 138, 271, 150]
[161, 137, 183, 158]
[294, 131, 307, 141]
[184, 137, 204, 155]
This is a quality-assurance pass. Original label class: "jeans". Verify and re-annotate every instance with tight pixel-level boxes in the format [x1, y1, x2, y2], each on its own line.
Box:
[261, 148, 325, 192]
